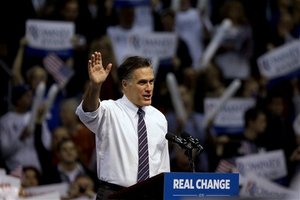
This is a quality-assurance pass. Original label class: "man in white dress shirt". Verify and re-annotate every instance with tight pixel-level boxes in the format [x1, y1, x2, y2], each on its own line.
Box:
[75, 52, 170, 200]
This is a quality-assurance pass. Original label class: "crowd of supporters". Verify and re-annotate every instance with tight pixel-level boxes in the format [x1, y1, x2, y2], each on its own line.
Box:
[1, 0, 300, 199]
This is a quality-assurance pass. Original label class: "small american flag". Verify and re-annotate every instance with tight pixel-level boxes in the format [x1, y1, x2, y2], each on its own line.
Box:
[43, 54, 74, 88]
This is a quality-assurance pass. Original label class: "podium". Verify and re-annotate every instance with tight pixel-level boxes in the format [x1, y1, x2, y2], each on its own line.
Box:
[109, 173, 164, 199]
[109, 172, 239, 200]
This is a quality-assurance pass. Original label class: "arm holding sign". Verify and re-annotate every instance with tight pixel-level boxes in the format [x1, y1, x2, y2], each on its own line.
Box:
[11, 37, 27, 86]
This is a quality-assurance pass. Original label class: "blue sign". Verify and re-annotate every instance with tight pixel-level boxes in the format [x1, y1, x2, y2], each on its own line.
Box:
[164, 172, 239, 200]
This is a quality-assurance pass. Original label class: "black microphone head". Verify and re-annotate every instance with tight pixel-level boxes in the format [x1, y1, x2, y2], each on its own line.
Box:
[165, 133, 191, 149]
[181, 132, 191, 138]
[180, 132, 204, 153]
[165, 133, 174, 141]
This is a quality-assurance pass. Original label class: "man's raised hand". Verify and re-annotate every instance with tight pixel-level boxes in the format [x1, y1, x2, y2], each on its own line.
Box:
[88, 51, 112, 85]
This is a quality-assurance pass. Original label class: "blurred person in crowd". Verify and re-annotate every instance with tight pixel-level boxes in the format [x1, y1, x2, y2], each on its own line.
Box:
[262, 88, 296, 154]
[266, 11, 296, 50]
[216, 106, 267, 159]
[237, 75, 267, 106]
[33, 124, 72, 181]
[175, 0, 205, 69]
[19, 165, 42, 198]
[153, 8, 193, 110]
[193, 62, 226, 113]
[238, 76, 260, 98]
[88, 0, 118, 37]
[10, 37, 65, 131]
[260, 87, 298, 185]
[265, 0, 292, 33]
[74, 0, 119, 40]
[107, 4, 150, 66]
[65, 174, 96, 200]
[45, 138, 97, 187]
[76, 52, 170, 199]
[156, 8, 192, 83]
[11, 38, 48, 89]
[213, 0, 254, 80]
[21, 166, 41, 188]
[46, 0, 93, 47]
[59, 98, 95, 169]
[0, 84, 52, 174]
[51, 126, 71, 165]
[212, 106, 268, 173]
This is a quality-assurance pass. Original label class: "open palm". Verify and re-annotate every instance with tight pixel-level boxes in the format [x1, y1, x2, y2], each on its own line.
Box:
[88, 51, 112, 85]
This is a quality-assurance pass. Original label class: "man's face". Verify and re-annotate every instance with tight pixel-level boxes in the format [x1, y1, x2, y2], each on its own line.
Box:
[59, 141, 78, 164]
[123, 67, 154, 107]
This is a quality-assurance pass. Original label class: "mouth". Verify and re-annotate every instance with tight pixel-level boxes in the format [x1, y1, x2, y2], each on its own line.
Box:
[142, 94, 152, 101]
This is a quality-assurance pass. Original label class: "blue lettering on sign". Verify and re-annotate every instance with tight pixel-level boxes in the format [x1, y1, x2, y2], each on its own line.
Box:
[164, 173, 239, 200]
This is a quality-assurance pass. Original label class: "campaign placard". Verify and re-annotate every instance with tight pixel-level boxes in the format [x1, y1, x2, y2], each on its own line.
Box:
[240, 173, 298, 199]
[257, 40, 300, 86]
[26, 19, 75, 58]
[163, 172, 239, 200]
[0, 174, 20, 200]
[235, 149, 287, 180]
[108, 28, 177, 67]
[204, 98, 255, 134]
[24, 182, 69, 198]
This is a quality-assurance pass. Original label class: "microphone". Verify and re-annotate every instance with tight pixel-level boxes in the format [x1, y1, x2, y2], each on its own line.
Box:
[165, 133, 192, 150]
[181, 132, 204, 153]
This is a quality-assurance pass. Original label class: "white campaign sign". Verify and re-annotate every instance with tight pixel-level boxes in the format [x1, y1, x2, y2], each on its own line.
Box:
[204, 97, 255, 127]
[26, 19, 75, 50]
[236, 149, 287, 180]
[0, 174, 20, 200]
[24, 182, 69, 198]
[19, 192, 61, 200]
[108, 28, 177, 66]
[257, 40, 300, 79]
[240, 173, 298, 199]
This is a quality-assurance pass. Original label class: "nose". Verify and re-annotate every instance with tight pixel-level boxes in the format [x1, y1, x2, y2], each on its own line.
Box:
[145, 82, 153, 90]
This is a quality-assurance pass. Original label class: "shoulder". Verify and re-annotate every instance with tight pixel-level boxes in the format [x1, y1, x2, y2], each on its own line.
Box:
[147, 106, 166, 119]
[0, 112, 22, 123]
[101, 98, 130, 109]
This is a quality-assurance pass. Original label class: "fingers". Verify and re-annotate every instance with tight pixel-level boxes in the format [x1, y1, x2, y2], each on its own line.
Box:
[105, 63, 113, 73]
[89, 51, 102, 68]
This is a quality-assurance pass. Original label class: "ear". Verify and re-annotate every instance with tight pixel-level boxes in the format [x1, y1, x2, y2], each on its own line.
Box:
[122, 80, 127, 89]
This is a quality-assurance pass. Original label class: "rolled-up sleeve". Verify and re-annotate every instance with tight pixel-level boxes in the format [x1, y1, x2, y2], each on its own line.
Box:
[75, 101, 102, 134]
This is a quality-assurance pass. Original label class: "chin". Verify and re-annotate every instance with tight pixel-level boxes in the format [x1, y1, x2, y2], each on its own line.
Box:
[142, 100, 151, 106]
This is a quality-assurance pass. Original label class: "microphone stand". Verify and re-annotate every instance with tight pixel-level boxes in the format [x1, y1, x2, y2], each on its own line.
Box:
[166, 133, 204, 173]
[182, 134, 204, 173]
[184, 147, 196, 173]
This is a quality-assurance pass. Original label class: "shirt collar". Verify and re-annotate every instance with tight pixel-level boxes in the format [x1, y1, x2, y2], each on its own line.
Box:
[121, 95, 147, 117]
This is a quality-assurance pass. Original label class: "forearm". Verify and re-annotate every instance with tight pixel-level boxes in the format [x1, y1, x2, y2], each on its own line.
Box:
[11, 44, 25, 85]
[82, 81, 102, 112]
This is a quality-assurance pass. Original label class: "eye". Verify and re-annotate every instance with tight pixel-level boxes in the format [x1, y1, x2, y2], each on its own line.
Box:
[138, 80, 147, 85]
